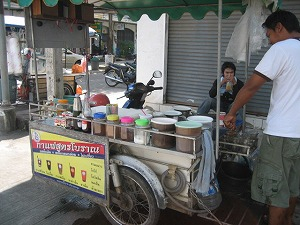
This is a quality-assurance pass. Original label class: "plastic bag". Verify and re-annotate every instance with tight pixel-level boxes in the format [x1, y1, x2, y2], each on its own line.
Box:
[225, 0, 269, 63]
[72, 64, 83, 73]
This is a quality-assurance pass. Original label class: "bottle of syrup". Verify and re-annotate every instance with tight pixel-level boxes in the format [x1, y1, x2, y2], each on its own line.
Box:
[73, 94, 82, 131]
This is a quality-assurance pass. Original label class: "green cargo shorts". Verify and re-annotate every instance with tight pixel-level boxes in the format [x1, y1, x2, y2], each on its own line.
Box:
[251, 134, 300, 208]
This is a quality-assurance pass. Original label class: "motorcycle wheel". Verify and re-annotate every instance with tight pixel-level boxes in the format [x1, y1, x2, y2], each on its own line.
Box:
[64, 83, 75, 95]
[100, 167, 160, 225]
[105, 70, 121, 87]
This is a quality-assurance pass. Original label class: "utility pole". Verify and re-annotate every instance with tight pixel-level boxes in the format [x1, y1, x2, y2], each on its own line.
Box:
[108, 13, 113, 54]
[0, 0, 16, 133]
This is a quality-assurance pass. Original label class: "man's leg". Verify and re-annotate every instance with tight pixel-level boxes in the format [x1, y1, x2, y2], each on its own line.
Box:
[284, 197, 298, 225]
[268, 205, 287, 225]
[197, 98, 216, 115]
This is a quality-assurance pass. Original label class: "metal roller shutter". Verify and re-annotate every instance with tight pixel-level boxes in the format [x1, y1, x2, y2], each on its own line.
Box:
[167, 0, 299, 116]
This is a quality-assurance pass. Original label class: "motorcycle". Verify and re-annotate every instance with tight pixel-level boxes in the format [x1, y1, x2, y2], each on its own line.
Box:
[104, 59, 136, 87]
[119, 70, 163, 109]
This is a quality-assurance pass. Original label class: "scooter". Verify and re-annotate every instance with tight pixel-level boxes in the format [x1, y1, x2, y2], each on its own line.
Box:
[104, 59, 136, 87]
[119, 70, 163, 109]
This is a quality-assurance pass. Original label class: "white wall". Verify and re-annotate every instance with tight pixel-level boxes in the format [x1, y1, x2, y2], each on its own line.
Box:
[137, 14, 168, 110]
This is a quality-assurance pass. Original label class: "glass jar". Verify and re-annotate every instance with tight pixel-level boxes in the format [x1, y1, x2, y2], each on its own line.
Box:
[82, 116, 92, 133]
[134, 119, 150, 145]
[106, 114, 119, 138]
[56, 99, 69, 116]
[120, 116, 134, 142]
[93, 112, 106, 136]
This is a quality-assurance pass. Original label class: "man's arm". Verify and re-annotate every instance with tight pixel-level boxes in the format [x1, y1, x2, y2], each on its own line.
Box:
[224, 72, 268, 129]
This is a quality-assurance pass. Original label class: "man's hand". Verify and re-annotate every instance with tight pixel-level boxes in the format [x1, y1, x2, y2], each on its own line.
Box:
[224, 114, 236, 130]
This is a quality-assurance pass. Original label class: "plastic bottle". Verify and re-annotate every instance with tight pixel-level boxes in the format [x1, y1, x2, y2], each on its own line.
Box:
[73, 94, 82, 130]
[82, 94, 92, 133]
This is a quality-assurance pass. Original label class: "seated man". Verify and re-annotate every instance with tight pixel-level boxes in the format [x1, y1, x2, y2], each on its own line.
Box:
[197, 62, 244, 120]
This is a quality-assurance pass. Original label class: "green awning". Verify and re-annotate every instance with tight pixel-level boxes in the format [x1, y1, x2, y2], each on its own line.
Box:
[97, 0, 247, 21]
[11, 0, 281, 21]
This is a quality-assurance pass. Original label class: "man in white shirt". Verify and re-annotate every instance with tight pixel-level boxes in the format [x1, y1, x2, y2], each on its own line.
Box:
[224, 10, 300, 225]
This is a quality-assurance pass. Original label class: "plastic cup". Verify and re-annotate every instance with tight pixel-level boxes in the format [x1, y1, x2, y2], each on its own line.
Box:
[139, 114, 153, 120]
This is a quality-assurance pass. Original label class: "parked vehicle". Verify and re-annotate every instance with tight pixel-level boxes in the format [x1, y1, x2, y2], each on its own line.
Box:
[120, 70, 163, 109]
[104, 59, 136, 87]
[62, 49, 84, 68]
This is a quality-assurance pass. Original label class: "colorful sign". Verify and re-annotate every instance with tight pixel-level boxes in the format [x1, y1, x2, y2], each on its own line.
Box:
[31, 129, 106, 199]
[90, 22, 102, 33]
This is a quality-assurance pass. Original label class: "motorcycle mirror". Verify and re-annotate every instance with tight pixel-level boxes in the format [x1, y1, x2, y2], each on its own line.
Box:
[147, 80, 155, 86]
[152, 70, 162, 78]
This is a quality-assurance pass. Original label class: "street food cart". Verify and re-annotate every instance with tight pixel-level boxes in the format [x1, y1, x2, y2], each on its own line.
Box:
[18, 0, 280, 224]
[29, 102, 262, 225]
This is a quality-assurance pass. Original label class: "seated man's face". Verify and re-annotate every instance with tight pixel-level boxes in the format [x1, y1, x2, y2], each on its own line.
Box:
[223, 68, 235, 82]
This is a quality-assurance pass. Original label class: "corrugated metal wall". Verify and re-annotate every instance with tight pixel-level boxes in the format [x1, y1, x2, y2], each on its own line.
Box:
[166, 0, 299, 116]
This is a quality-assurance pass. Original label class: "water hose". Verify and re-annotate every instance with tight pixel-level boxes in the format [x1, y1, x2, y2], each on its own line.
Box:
[161, 169, 223, 225]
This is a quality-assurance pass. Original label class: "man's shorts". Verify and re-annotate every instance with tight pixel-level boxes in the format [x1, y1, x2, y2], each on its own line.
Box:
[251, 134, 300, 208]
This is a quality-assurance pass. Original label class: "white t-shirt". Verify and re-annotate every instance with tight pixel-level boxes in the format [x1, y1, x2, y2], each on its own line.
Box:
[255, 39, 300, 138]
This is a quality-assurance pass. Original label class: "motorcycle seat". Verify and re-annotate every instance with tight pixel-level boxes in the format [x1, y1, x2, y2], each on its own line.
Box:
[108, 62, 129, 70]
[125, 62, 136, 69]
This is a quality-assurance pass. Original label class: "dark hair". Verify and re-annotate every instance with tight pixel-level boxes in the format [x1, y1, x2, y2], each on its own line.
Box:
[262, 10, 300, 33]
[221, 62, 236, 75]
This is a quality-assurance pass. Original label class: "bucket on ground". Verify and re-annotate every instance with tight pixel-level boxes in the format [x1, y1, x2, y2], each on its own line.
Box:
[105, 55, 115, 66]
[90, 57, 100, 70]
[217, 161, 252, 194]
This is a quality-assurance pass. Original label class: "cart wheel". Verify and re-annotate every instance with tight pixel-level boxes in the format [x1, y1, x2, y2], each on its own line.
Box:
[64, 83, 75, 95]
[100, 167, 160, 225]
[104, 70, 120, 87]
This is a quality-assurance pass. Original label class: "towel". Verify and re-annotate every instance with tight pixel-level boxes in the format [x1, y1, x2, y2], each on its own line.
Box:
[192, 130, 216, 195]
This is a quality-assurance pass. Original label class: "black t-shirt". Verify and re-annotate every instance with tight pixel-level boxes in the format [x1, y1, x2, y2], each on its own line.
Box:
[209, 78, 244, 104]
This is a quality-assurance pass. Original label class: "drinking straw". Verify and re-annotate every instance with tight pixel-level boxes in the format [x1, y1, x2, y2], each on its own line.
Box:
[141, 109, 146, 115]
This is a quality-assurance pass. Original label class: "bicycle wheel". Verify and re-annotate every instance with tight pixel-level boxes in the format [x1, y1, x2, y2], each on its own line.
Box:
[104, 70, 121, 87]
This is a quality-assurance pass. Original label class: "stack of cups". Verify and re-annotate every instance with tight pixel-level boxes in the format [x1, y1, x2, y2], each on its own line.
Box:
[106, 104, 118, 115]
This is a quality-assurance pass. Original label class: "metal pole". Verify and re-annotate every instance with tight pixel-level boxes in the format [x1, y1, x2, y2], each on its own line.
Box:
[0, 0, 11, 106]
[85, 25, 90, 98]
[28, 8, 40, 102]
[215, 0, 223, 159]
[242, 38, 249, 132]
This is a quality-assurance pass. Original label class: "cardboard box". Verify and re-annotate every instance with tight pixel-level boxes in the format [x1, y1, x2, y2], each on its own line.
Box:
[31, 0, 63, 18]
[69, 3, 94, 23]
